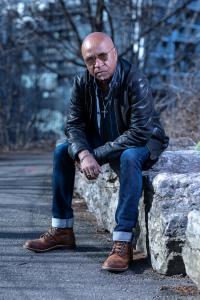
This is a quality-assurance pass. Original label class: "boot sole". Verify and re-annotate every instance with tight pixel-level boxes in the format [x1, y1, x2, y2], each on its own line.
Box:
[23, 244, 76, 253]
[101, 265, 129, 272]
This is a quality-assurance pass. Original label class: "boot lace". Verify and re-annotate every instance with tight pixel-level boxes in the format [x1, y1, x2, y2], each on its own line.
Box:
[109, 241, 129, 257]
[40, 228, 58, 240]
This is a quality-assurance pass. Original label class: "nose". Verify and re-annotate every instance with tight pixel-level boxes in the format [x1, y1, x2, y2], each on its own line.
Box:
[94, 57, 103, 68]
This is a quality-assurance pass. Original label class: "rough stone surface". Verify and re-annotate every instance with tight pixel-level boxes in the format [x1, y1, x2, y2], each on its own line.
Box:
[74, 150, 200, 275]
[150, 150, 200, 174]
[182, 210, 200, 290]
[75, 164, 119, 232]
[148, 173, 200, 275]
[167, 137, 196, 151]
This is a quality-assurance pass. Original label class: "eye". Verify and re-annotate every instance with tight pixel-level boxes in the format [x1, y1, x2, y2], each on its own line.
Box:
[85, 57, 95, 65]
[98, 53, 108, 61]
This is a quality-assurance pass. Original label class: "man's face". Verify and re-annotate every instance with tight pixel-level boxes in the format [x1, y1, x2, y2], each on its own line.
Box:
[82, 40, 117, 81]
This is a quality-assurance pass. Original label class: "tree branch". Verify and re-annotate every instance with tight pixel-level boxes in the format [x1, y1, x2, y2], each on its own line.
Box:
[120, 0, 194, 57]
[58, 0, 82, 47]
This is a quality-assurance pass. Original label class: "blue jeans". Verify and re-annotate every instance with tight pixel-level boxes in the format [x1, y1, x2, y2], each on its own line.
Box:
[51, 141, 150, 242]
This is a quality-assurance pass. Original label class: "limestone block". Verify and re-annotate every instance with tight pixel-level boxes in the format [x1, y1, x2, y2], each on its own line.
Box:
[74, 164, 118, 232]
[151, 150, 200, 174]
[148, 173, 200, 275]
[74, 150, 200, 275]
[182, 210, 200, 290]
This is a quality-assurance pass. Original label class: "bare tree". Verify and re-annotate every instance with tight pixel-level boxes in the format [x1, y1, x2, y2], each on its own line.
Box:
[0, 0, 199, 150]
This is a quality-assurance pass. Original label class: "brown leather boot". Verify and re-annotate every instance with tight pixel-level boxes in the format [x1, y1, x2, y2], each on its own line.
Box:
[23, 227, 76, 252]
[102, 241, 133, 272]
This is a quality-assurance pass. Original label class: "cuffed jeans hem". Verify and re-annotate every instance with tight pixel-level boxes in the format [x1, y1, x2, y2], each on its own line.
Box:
[52, 217, 74, 228]
[113, 231, 133, 242]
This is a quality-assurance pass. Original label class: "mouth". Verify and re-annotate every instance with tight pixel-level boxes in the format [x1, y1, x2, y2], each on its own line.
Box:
[95, 71, 105, 75]
[95, 71, 108, 79]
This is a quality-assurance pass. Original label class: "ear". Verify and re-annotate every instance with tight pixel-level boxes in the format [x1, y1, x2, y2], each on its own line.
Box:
[114, 47, 118, 60]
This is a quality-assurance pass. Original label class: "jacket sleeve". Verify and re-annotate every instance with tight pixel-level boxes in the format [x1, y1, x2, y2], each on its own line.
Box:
[93, 68, 155, 164]
[65, 75, 92, 160]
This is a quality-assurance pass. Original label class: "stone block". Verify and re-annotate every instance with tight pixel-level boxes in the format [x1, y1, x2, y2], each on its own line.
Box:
[75, 164, 118, 232]
[74, 150, 200, 275]
[182, 210, 200, 290]
[148, 173, 200, 275]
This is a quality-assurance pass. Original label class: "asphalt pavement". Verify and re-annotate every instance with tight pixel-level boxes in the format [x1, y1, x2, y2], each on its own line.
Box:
[0, 151, 199, 300]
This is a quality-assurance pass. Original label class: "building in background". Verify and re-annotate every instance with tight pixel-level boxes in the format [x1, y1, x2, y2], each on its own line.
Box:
[142, 0, 200, 88]
[0, 0, 199, 148]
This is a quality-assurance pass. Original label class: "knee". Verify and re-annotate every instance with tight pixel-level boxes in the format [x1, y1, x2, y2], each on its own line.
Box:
[120, 148, 139, 166]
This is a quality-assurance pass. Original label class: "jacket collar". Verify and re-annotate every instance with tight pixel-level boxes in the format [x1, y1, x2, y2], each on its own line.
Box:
[87, 59, 123, 98]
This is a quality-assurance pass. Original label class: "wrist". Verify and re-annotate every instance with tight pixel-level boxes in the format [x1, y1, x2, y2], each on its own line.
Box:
[80, 153, 92, 163]
[78, 150, 90, 160]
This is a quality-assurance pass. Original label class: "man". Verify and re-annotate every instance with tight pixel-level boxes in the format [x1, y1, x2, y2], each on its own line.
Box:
[24, 32, 169, 272]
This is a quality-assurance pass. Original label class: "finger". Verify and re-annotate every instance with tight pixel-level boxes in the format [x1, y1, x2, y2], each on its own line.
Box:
[93, 168, 100, 177]
[86, 166, 95, 177]
[86, 168, 97, 179]
[83, 165, 98, 179]
[91, 167, 100, 178]
[88, 172, 96, 179]
[97, 166, 102, 173]
[85, 173, 94, 180]
[93, 170, 98, 177]
[83, 168, 94, 178]
[83, 169, 90, 177]
[84, 173, 91, 180]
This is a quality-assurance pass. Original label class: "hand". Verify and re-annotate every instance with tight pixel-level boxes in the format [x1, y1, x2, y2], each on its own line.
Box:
[78, 150, 102, 180]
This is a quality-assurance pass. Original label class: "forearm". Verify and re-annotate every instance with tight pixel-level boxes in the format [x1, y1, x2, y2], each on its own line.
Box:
[93, 129, 150, 164]
[93, 114, 153, 164]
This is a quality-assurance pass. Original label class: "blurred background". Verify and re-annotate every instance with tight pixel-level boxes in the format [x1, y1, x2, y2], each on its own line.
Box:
[0, 0, 199, 152]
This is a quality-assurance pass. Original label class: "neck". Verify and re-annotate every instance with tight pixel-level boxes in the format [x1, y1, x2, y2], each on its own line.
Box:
[97, 79, 110, 93]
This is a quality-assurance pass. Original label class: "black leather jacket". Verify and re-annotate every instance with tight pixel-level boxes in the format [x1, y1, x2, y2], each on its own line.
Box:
[65, 58, 169, 166]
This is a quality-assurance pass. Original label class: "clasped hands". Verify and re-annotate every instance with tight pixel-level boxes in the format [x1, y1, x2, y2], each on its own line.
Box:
[76, 150, 102, 180]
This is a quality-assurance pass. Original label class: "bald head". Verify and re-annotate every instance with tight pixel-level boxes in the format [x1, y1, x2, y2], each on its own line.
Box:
[81, 32, 117, 81]
[81, 32, 114, 54]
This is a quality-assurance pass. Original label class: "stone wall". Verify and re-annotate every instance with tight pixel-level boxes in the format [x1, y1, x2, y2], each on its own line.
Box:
[75, 163, 119, 233]
[182, 210, 200, 290]
[148, 172, 200, 275]
[74, 150, 200, 278]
